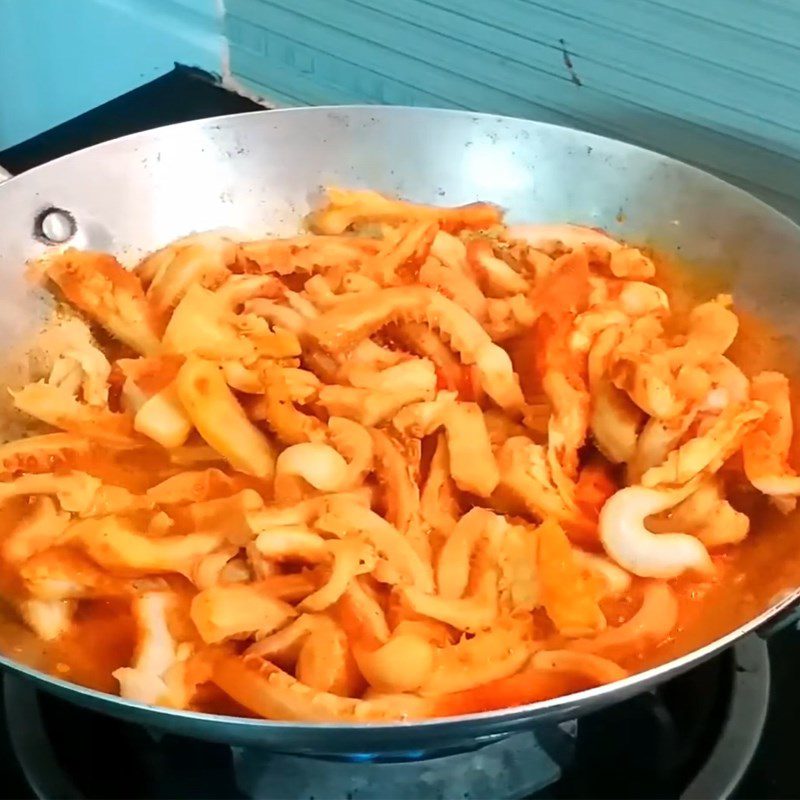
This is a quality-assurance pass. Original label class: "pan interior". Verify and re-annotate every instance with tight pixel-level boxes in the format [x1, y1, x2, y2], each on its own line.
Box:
[0, 107, 799, 746]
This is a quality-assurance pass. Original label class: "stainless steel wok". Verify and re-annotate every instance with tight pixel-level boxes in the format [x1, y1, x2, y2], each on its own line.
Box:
[0, 106, 798, 757]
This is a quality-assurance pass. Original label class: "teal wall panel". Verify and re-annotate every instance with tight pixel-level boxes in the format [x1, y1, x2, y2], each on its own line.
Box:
[224, 0, 800, 220]
[0, 0, 221, 149]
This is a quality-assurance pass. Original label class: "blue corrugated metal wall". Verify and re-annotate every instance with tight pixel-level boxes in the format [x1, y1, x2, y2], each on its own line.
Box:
[224, 0, 800, 220]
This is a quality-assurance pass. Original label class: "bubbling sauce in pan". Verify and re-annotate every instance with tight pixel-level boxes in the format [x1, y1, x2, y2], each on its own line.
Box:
[0, 194, 799, 722]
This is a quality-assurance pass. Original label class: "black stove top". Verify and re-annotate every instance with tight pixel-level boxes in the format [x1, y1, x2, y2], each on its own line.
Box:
[0, 67, 799, 800]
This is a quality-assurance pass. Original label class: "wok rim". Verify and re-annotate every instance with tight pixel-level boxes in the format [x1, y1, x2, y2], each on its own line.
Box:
[1, 103, 799, 237]
[0, 104, 799, 739]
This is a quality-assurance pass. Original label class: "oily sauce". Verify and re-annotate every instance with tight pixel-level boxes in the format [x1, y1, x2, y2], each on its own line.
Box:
[1, 252, 800, 714]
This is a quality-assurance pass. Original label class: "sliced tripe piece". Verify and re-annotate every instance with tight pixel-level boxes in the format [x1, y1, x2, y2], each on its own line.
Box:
[212, 656, 431, 722]
[138, 235, 234, 314]
[190, 582, 296, 644]
[254, 526, 330, 563]
[315, 502, 434, 592]
[275, 443, 351, 493]
[370, 428, 426, 559]
[494, 436, 581, 524]
[0, 433, 92, 478]
[245, 613, 321, 662]
[599, 484, 714, 579]
[134, 381, 192, 449]
[466, 239, 529, 295]
[298, 538, 376, 612]
[162, 284, 251, 361]
[309, 187, 501, 235]
[530, 650, 628, 684]
[19, 547, 153, 600]
[0, 471, 151, 517]
[743, 371, 800, 505]
[176, 356, 277, 479]
[435, 507, 498, 599]
[114, 590, 213, 709]
[146, 468, 240, 505]
[113, 592, 179, 705]
[11, 382, 139, 448]
[236, 234, 381, 277]
[68, 516, 223, 577]
[19, 598, 75, 641]
[345, 357, 435, 393]
[306, 286, 523, 412]
[418, 625, 530, 695]
[642, 402, 767, 488]
[537, 519, 605, 637]
[647, 476, 750, 549]
[570, 582, 678, 657]
[32, 249, 162, 354]
[1, 497, 71, 564]
[401, 563, 498, 632]
[507, 223, 622, 254]
[317, 384, 433, 427]
[393, 394, 499, 497]
[419, 431, 460, 539]
[295, 615, 362, 696]
[254, 366, 326, 444]
[352, 633, 435, 693]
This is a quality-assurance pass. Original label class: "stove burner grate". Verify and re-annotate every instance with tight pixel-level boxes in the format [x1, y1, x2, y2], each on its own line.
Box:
[233, 726, 573, 800]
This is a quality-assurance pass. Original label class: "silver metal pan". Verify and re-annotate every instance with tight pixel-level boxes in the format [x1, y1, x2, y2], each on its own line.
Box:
[0, 106, 798, 756]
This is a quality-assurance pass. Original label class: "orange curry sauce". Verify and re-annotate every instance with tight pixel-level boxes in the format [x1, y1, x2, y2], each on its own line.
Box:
[0, 252, 799, 714]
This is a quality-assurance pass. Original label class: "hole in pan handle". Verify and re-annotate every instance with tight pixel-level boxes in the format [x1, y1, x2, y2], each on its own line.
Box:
[755, 588, 800, 639]
[33, 207, 77, 245]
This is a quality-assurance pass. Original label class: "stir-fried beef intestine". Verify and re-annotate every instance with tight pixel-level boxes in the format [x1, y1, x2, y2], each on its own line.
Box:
[0, 187, 796, 722]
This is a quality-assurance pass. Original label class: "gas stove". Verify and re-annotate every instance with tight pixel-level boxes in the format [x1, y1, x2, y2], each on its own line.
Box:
[0, 66, 798, 800]
[0, 630, 792, 799]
